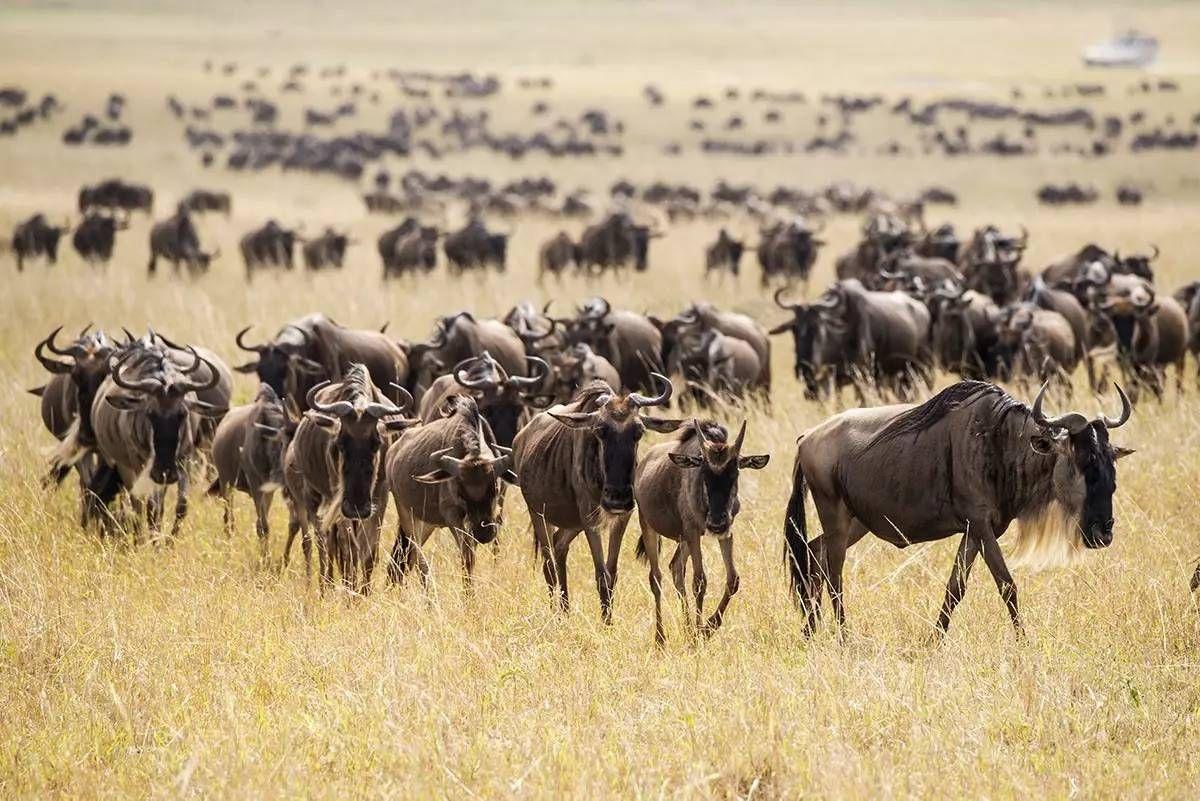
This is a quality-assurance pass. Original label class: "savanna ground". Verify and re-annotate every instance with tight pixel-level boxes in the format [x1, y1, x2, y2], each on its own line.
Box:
[2, 1, 1200, 797]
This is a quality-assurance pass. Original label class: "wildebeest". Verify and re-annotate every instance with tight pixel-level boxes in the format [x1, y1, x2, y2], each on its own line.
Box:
[382, 223, 439, 276]
[209, 384, 298, 558]
[11, 214, 67, 271]
[147, 207, 218, 275]
[180, 189, 232, 216]
[537, 230, 580, 281]
[634, 419, 769, 642]
[546, 343, 621, 399]
[406, 311, 527, 399]
[926, 284, 1003, 379]
[78, 178, 153, 215]
[835, 213, 910, 288]
[577, 211, 661, 274]
[240, 220, 302, 275]
[416, 351, 550, 448]
[512, 376, 681, 622]
[564, 298, 666, 393]
[301, 228, 352, 270]
[1091, 274, 1188, 399]
[71, 212, 126, 265]
[1041, 243, 1118, 289]
[88, 345, 227, 540]
[704, 228, 746, 279]
[959, 225, 1028, 305]
[385, 395, 514, 587]
[442, 217, 509, 272]
[1173, 281, 1200, 387]
[283, 365, 419, 593]
[756, 218, 824, 288]
[994, 303, 1079, 389]
[783, 381, 1133, 636]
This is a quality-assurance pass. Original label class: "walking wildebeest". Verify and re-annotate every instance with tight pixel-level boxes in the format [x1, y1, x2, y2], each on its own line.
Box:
[442, 217, 509, 272]
[241, 220, 302, 275]
[180, 188, 232, 216]
[283, 365, 419, 593]
[537, 230, 580, 281]
[385, 395, 514, 587]
[783, 381, 1133, 637]
[147, 207, 218, 275]
[634, 419, 769, 643]
[416, 351, 550, 448]
[78, 178, 153, 215]
[512, 375, 682, 622]
[209, 384, 298, 560]
[12, 214, 67, 271]
[704, 228, 746, 279]
[71, 212, 127, 265]
[564, 298, 666, 393]
[301, 228, 352, 270]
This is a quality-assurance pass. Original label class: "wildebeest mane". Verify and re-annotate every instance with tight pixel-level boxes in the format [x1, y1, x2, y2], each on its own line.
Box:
[867, 380, 1023, 449]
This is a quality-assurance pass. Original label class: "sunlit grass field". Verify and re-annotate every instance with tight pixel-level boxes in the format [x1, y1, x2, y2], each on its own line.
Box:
[2, 1, 1200, 797]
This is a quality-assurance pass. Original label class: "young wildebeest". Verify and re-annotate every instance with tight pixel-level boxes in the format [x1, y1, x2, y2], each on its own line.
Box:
[783, 380, 1133, 637]
[208, 384, 298, 559]
[512, 375, 682, 622]
[89, 346, 227, 540]
[634, 420, 769, 643]
[283, 365, 419, 593]
[385, 396, 515, 587]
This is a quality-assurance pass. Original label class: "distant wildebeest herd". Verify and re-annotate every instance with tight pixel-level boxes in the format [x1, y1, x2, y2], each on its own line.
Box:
[26, 266, 1200, 642]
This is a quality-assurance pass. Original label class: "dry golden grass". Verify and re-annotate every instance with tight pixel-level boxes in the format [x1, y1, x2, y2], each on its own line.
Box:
[2, 2, 1200, 798]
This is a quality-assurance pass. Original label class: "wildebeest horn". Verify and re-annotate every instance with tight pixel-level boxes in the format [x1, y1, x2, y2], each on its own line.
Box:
[509, 356, 550, 390]
[383, 383, 416, 415]
[111, 351, 162, 394]
[454, 355, 500, 390]
[1149, 244, 1160, 262]
[517, 317, 558, 345]
[79, 322, 93, 338]
[629, 372, 673, 408]
[1030, 381, 1089, 435]
[306, 381, 354, 417]
[122, 326, 137, 344]
[34, 328, 74, 374]
[816, 293, 841, 309]
[178, 348, 222, 394]
[364, 385, 411, 419]
[732, 419, 747, 453]
[1017, 225, 1029, 249]
[43, 325, 75, 357]
[878, 268, 906, 280]
[693, 418, 710, 447]
[582, 297, 611, 320]
[235, 326, 265, 353]
[773, 287, 804, 312]
[1101, 383, 1132, 429]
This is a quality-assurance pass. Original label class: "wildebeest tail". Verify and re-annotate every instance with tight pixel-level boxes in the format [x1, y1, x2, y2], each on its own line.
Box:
[782, 450, 810, 600]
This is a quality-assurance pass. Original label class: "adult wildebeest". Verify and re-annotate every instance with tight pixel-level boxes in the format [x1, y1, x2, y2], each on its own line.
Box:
[442, 217, 508, 272]
[783, 381, 1133, 636]
[382, 224, 439, 276]
[406, 312, 527, 399]
[1041, 243, 1118, 289]
[546, 343, 621, 399]
[209, 384, 298, 559]
[673, 329, 762, 405]
[88, 346, 227, 540]
[301, 228, 352, 270]
[959, 225, 1028, 305]
[756, 218, 824, 288]
[656, 302, 771, 393]
[180, 188, 232, 215]
[416, 351, 550, 448]
[241, 220, 302, 275]
[537, 230, 580, 281]
[565, 298, 665, 393]
[1091, 274, 1188, 400]
[577, 211, 661, 274]
[147, 207, 218, 275]
[835, 213, 910, 288]
[12, 214, 67, 271]
[995, 303, 1079, 390]
[1173, 281, 1200, 387]
[926, 284, 1002, 379]
[71, 212, 126, 265]
[704, 228, 746, 279]
[78, 179, 153, 215]
[283, 365, 419, 593]
[385, 396, 514, 587]
[512, 376, 681, 622]
[634, 419, 768, 642]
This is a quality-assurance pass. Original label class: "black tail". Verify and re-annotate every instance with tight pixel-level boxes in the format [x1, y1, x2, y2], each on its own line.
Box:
[634, 535, 646, 561]
[783, 454, 810, 600]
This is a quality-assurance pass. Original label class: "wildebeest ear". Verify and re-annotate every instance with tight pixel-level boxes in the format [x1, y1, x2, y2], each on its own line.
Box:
[189, 401, 229, 419]
[548, 410, 597, 429]
[1029, 434, 1058, 455]
[234, 361, 259, 374]
[293, 356, 326, 375]
[668, 452, 702, 468]
[1112, 445, 1136, 461]
[738, 454, 770, 470]
[642, 417, 686, 433]
[414, 469, 454, 484]
[768, 321, 793, 335]
[501, 469, 519, 485]
[381, 417, 421, 432]
[307, 412, 340, 429]
[105, 393, 144, 411]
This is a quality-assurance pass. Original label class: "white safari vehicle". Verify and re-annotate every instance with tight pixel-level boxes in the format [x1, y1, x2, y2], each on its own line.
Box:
[1083, 30, 1159, 68]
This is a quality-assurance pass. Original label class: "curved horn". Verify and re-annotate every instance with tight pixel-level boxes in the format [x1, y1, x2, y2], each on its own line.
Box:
[693, 418, 710, 447]
[1149, 244, 1160, 262]
[1030, 381, 1089, 434]
[34, 328, 73, 374]
[110, 351, 162, 394]
[306, 381, 354, 417]
[284, 324, 313, 349]
[235, 325, 265, 353]
[816, 292, 841, 310]
[629, 372, 673, 408]
[1017, 225, 1029, 248]
[732, 419, 747, 453]
[509, 356, 550, 390]
[44, 326, 75, 357]
[364, 383, 412, 418]
[773, 286, 803, 312]
[1101, 383, 1132, 429]
[79, 322, 93, 338]
[178, 348, 221, 394]
[454, 355, 499, 390]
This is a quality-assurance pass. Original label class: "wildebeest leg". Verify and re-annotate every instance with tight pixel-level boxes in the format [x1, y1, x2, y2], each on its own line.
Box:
[639, 521, 666, 645]
[455, 528, 477, 589]
[977, 525, 1023, 635]
[387, 518, 415, 586]
[687, 536, 706, 632]
[1191, 562, 1200, 593]
[553, 527, 582, 613]
[531, 514, 560, 606]
[934, 534, 981, 634]
[604, 512, 632, 592]
[583, 526, 614, 623]
[221, 490, 235, 538]
[703, 535, 739, 637]
[169, 472, 189, 539]
[147, 488, 165, 543]
[317, 525, 334, 592]
[254, 491, 273, 564]
[669, 542, 689, 621]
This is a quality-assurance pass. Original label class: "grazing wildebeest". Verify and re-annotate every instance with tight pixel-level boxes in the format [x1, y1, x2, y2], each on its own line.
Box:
[704, 228, 746, 279]
[88, 346, 227, 540]
[537, 230, 580, 281]
[71, 212, 126, 265]
[577, 211, 661, 274]
[656, 302, 771, 393]
[416, 351, 550, 448]
[208, 384, 298, 559]
[180, 189, 232, 216]
[565, 298, 665, 393]
[147, 207, 218, 275]
[442, 217, 509, 272]
[673, 329, 762, 404]
[11, 214, 67, 271]
[78, 179, 153, 215]
[512, 375, 681, 622]
[783, 381, 1133, 636]
[241, 220, 302, 275]
[301, 228, 352, 270]
[385, 396, 514, 587]
[634, 419, 769, 642]
[283, 365, 419, 593]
